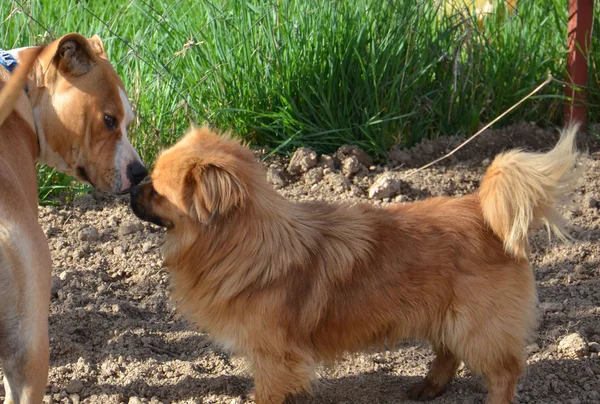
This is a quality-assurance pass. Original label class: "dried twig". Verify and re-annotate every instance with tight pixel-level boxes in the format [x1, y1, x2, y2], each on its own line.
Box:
[400, 73, 554, 180]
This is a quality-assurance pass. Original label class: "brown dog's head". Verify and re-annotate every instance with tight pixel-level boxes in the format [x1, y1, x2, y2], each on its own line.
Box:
[32, 33, 146, 193]
[130, 127, 260, 230]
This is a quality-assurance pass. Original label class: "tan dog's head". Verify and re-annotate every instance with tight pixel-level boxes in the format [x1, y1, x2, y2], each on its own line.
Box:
[32, 33, 146, 193]
[130, 127, 259, 229]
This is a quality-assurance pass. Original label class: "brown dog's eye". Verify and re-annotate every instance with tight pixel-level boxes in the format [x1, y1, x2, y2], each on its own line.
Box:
[103, 114, 117, 130]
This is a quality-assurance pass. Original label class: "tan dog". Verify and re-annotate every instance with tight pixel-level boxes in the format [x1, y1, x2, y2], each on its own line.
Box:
[0, 34, 146, 403]
[130, 126, 579, 404]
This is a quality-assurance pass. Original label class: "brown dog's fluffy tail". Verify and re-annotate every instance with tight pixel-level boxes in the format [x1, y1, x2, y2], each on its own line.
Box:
[479, 124, 581, 259]
[0, 46, 44, 127]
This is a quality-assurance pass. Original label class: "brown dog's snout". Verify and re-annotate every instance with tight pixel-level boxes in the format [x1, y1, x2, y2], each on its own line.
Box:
[129, 183, 172, 228]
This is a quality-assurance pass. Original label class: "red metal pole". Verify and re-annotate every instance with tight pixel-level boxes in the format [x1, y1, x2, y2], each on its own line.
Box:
[565, 0, 594, 131]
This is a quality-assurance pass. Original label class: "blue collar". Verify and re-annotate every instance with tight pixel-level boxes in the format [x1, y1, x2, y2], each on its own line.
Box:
[0, 49, 18, 73]
[0, 49, 29, 94]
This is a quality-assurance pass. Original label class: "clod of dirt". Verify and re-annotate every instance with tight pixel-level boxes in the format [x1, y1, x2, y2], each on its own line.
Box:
[368, 172, 401, 199]
[335, 145, 373, 168]
[558, 333, 589, 358]
[319, 155, 336, 170]
[266, 167, 286, 189]
[288, 147, 317, 175]
[79, 226, 100, 242]
[341, 156, 361, 178]
[585, 195, 599, 209]
[65, 379, 84, 394]
[324, 172, 350, 193]
[118, 220, 144, 238]
[304, 167, 324, 186]
[539, 302, 564, 313]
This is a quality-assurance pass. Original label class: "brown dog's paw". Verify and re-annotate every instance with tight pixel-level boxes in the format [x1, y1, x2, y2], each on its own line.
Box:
[407, 380, 445, 401]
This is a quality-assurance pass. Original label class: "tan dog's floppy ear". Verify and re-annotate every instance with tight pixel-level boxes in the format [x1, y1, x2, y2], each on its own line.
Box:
[184, 164, 246, 224]
[88, 35, 107, 59]
[39, 33, 98, 77]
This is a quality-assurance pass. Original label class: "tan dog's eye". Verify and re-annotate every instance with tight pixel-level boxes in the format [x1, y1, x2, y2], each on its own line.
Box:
[103, 114, 117, 131]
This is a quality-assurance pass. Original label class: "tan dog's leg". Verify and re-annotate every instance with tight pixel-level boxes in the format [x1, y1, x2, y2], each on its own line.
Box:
[251, 350, 313, 404]
[2, 331, 49, 404]
[407, 345, 461, 401]
[1, 237, 51, 404]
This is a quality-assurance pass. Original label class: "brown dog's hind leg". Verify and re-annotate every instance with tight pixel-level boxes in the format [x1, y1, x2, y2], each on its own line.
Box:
[251, 351, 313, 404]
[407, 345, 461, 401]
[482, 354, 522, 404]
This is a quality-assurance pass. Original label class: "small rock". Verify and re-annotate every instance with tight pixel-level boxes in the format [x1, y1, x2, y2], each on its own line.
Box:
[539, 302, 564, 313]
[320, 155, 336, 170]
[128, 397, 143, 404]
[350, 186, 364, 197]
[335, 145, 373, 167]
[341, 156, 361, 178]
[573, 264, 591, 279]
[304, 167, 324, 186]
[113, 246, 126, 257]
[45, 226, 60, 238]
[394, 194, 407, 203]
[69, 394, 80, 404]
[118, 220, 143, 237]
[481, 158, 491, 166]
[65, 379, 84, 394]
[73, 248, 86, 259]
[266, 167, 286, 189]
[142, 241, 153, 253]
[368, 172, 401, 199]
[585, 195, 599, 208]
[78, 226, 99, 242]
[589, 342, 600, 353]
[108, 215, 120, 227]
[288, 147, 317, 175]
[325, 172, 351, 193]
[525, 343, 540, 355]
[558, 333, 588, 358]
[58, 271, 72, 282]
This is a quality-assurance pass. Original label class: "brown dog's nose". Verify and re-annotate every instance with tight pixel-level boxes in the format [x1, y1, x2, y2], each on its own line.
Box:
[127, 161, 148, 186]
[129, 184, 141, 200]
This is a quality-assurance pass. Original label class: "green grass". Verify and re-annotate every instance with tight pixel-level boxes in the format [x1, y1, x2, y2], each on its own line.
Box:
[1, 0, 598, 203]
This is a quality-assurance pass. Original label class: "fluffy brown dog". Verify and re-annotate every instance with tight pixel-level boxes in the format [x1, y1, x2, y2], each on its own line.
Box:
[130, 125, 580, 404]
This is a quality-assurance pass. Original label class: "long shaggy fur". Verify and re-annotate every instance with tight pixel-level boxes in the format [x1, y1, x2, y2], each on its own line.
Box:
[479, 123, 580, 259]
[130, 126, 581, 404]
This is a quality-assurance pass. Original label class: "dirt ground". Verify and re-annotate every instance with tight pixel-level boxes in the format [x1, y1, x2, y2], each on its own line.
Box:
[1, 123, 599, 404]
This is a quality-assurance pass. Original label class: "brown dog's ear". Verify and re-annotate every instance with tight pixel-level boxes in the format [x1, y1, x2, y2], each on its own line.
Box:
[88, 35, 107, 59]
[39, 33, 98, 77]
[185, 164, 246, 224]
